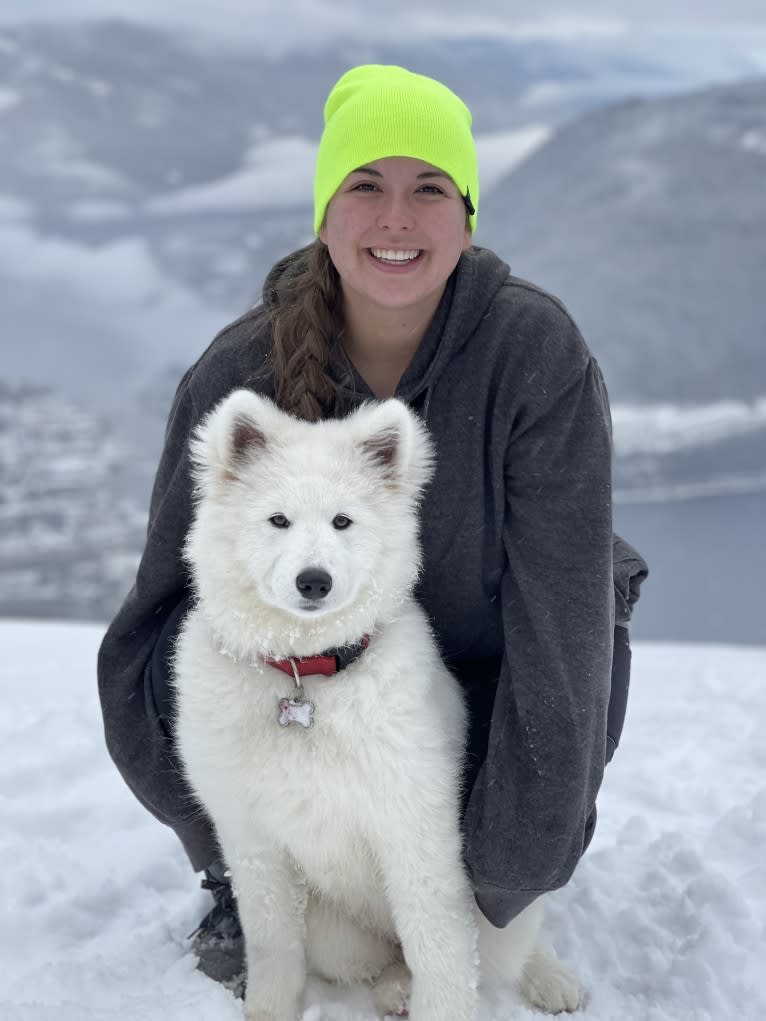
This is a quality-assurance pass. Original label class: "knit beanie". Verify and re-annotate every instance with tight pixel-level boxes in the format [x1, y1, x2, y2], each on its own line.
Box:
[313, 64, 479, 234]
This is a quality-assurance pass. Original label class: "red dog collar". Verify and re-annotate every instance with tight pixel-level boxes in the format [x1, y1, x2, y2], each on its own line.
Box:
[265, 636, 370, 678]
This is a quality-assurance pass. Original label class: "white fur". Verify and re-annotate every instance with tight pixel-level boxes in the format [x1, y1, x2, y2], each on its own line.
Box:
[172, 391, 582, 1021]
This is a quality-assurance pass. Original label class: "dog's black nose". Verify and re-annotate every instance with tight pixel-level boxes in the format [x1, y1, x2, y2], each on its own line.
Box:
[296, 568, 333, 600]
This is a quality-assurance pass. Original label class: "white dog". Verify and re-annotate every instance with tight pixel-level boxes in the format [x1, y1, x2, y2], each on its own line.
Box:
[172, 390, 581, 1021]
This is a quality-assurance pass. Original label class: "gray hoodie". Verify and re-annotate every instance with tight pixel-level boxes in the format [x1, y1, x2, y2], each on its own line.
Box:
[97, 244, 647, 925]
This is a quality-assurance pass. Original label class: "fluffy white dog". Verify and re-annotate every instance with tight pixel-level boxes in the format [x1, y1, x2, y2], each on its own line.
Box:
[172, 390, 581, 1021]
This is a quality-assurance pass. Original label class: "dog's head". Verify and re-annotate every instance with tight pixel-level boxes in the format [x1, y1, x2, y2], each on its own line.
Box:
[185, 390, 435, 655]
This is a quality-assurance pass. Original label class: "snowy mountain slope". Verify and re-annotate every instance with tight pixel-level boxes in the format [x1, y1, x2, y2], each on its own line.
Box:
[1, 22, 764, 403]
[2, 22, 765, 636]
[0, 19, 643, 222]
[611, 397, 766, 498]
[0, 23, 564, 392]
[0, 382, 147, 620]
[2, 2, 766, 71]
[480, 76, 766, 404]
[1, 621, 764, 1020]
[2, 379, 764, 641]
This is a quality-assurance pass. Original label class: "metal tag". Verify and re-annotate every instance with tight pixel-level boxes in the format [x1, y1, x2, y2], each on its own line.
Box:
[277, 696, 315, 729]
[277, 657, 315, 729]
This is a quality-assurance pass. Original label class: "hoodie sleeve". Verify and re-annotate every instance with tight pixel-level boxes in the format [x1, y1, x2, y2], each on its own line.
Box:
[96, 369, 217, 869]
[465, 349, 614, 927]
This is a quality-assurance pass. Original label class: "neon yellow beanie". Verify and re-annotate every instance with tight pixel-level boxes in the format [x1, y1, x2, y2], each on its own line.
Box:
[313, 64, 479, 235]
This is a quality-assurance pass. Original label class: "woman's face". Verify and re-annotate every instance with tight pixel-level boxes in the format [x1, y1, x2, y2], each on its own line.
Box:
[319, 156, 472, 323]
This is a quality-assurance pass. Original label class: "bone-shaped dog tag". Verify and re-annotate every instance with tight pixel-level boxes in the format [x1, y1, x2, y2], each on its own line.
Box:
[278, 696, 315, 729]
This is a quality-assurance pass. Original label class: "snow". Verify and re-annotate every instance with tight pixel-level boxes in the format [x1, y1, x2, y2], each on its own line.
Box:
[4, 228, 160, 299]
[475, 126, 553, 193]
[612, 397, 766, 456]
[146, 136, 316, 216]
[0, 5, 631, 52]
[1, 620, 764, 1020]
[613, 471, 766, 504]
[2, 1, 765, 37]
[141, 127, 550, 217]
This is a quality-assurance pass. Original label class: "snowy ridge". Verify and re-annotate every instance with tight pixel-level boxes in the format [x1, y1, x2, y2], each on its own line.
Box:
[1, 23, 764, 639]
[0, 383, 147, 620]
[480, 76, 766, 405]
[1, 22, 764, 409]
[4, 128, 550, 224]
[139, 127, 552, 215]
[615, 470, 766, 504]
[1, 6, 766, 70]
[613, 397, 766, 456]
[611, 396, 766, 502]
[1, 621, 764, 1020]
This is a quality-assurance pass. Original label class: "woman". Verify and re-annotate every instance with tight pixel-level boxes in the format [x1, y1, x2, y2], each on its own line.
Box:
[97, 64, 648, 986]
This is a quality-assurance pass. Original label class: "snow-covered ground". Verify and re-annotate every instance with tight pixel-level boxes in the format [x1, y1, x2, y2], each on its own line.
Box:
[1, 620, 764, 1020]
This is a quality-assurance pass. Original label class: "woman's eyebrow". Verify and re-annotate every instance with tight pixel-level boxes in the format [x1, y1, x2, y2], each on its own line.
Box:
[350, 167, 451, 180]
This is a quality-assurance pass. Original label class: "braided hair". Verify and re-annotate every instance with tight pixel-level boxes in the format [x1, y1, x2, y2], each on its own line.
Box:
[263, 240, 348, 422]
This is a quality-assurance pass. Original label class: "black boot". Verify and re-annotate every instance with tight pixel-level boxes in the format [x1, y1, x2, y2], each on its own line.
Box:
[188, 861, 245, 993]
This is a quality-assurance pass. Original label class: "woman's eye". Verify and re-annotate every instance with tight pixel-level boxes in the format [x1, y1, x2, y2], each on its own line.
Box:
[351, 181, 378, 192]
[269, 514, 290, 528]
[419, 184, 445, 195]
[332, 514, 352, 530]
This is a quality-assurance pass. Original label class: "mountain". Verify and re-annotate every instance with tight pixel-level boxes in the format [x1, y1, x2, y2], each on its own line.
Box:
[2, 22, 763, 409]
[479, 76, 766, 404]
[1, 20, 751, 399]
[1, 21, 765, 635]
[0, 382, 146, 620]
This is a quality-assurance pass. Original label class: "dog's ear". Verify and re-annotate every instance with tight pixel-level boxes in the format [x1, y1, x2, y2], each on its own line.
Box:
[190, 389, 283, 484]
[355, 399, 435, 495]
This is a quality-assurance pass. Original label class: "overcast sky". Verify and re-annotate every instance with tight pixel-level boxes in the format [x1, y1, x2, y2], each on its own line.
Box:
[4, 0, 766, 20]
[2, 1, 766, 52]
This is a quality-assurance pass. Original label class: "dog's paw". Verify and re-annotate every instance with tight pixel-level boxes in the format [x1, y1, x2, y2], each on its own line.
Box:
[372, 960, 411, 1018]
[519, 944, 583, 1014]
[244, 1004, 300, 1021]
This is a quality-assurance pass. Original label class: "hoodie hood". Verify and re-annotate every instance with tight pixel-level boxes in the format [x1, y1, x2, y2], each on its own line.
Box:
[394, 245, 510, 410]
[261, 243, 316, 313]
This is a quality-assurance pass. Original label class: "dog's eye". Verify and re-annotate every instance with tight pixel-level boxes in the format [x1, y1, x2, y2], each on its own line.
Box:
[332, 514, 352, 530]
[269, 514, 290, 528]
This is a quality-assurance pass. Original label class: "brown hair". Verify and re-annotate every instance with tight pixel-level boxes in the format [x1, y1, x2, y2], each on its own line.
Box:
[263, 240, 348, 423]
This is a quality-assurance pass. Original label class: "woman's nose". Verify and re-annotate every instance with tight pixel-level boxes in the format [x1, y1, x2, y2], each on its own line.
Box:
[376, 194, 415, 231]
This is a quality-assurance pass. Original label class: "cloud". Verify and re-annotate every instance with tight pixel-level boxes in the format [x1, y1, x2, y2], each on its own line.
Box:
[1, 1, 764, 55]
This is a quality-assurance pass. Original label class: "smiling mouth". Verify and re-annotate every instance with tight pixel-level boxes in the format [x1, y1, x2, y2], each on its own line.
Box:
[368, 247, 423, 265]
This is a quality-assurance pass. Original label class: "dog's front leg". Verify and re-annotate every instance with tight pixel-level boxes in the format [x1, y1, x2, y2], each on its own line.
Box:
[224, 838, 307, 1021]
[375, 821, 479, 1021]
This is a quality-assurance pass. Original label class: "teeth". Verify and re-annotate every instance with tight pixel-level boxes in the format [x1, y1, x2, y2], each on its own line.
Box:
[370, 248, 421, 262]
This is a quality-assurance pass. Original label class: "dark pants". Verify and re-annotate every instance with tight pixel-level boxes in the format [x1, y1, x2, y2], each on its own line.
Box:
[607, 623, 631, 763]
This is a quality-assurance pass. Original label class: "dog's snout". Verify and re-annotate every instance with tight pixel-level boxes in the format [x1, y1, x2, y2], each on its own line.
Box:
[296, 568, 333, 601]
